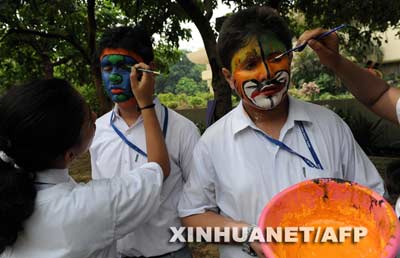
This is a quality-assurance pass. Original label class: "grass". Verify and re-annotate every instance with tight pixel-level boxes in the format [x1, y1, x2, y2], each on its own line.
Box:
[69, 153, 400, 258]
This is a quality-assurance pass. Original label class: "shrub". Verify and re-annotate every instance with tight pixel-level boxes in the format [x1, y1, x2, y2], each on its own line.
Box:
[165, 101, 179, 109]
[189, 96, 205, 108]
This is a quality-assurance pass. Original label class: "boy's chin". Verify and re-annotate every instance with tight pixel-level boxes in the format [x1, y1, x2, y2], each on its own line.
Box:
[117, 97, 137, 108]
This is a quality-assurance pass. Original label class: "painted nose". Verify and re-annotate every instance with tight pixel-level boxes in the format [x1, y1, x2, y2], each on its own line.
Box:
[256, 62, 270, 81]
[109, 73, 123, 84]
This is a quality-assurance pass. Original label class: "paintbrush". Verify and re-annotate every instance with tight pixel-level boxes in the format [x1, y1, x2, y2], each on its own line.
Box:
[136, 68, 161, 75]
[126, 65, 161, 75]
[273, 24, 347, 61]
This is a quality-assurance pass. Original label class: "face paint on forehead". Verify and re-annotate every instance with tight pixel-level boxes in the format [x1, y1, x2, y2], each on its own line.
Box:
[231, 37, 259, 72]
[100, 54, 138, 67]
[230, 31, 287, 72]
[257, 31, 287, 59]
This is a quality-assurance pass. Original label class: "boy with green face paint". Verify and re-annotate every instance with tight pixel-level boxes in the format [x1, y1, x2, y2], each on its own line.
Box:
[178, 6, 384, 258]
[90, 25, 199, 258]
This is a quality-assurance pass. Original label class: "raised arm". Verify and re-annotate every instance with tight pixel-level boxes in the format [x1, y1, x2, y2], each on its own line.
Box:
[130, 63, 170, 178]
[298, 28, 400, 124]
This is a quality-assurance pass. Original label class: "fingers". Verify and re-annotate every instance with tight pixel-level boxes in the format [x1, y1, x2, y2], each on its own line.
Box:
[130, 65, 138, 90]
[136, 62, 155, 84]
[130, 63, 155, 90]
[297, 27, 339, 53]
[250, 242, 266, 258]
[297, 28, 326, 47]
[297, 27, 340, 68]
[130, 62, 155, 107]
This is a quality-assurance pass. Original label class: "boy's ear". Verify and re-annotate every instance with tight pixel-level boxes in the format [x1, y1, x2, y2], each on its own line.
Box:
[222, 68, 235, 90]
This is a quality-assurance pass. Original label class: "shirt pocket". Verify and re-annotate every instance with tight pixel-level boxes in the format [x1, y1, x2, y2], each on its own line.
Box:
[303, 167, 342, 180]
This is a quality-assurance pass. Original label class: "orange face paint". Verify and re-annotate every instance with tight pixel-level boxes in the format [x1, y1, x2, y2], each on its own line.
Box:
[100, 48, 144, 63]
[230, 32, 290, 110]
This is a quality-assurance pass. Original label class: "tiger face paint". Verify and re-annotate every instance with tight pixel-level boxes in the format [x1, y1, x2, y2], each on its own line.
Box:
[230, 32, 290, 110]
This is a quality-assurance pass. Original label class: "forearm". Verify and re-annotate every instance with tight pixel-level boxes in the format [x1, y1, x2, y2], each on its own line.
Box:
[330, 55, 400, 123]
[181, 211, 249, 229]
[329, 55, 389, 106]
[141, 108, 170, 178]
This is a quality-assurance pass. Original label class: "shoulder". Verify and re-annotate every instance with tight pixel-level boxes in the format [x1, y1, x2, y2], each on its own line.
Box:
[95, 110, 113, 129]
[90, 110, 114, 150]
[166, 107, 200, 135]
[198, 107, 237, 145]
[290, 98, 354, 146]
[294, 98, 346, 127]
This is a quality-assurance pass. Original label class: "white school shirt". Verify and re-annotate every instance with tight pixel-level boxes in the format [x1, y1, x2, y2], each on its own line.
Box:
[90, 98, 200, 257]
[179, 96, 384, 258]
[395, 97, 400, 219]
[1, 163, 163, 258]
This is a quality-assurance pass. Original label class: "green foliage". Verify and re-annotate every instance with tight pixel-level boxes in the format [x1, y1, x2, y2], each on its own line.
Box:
[155, 50, 209, 95]
[287, 0, 400, 61]
[188, 96, 205, 108]
[289, 87, 353, 101]
[75, 83, 100, 113]
[175, 77, 208, 95]
[158, 92, 213, 109]
[291, 48, 342, 94]
[153, 44, 182, 74]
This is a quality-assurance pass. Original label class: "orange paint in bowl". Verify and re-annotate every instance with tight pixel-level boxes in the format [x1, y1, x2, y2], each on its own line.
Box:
[258, 178, 400, 258]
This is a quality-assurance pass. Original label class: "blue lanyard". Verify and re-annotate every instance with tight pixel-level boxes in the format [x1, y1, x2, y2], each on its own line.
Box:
[110, 105, 169, 158]
[255, 121, 323, 169]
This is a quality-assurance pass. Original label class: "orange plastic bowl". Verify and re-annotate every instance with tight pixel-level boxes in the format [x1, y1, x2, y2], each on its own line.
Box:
[258, 178, 400, 258]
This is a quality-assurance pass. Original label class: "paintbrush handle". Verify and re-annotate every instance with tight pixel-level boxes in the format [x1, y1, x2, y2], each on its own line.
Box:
[314, 24, 347, 41]
[273, 24, 346, 60]
[136, 68, 161, 75]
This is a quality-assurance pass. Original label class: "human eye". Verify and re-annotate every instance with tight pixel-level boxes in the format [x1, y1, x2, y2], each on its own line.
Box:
[268, 53, 284, 63]
[243, 56, 259, 70]
[117, 63, 131, 71]
[102, 65, 112, 72]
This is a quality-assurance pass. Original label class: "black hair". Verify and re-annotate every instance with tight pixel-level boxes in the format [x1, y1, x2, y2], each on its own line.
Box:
[98, 25, 154, 64]
[217, 6, 293, 70]
[0, 78, 86, 253]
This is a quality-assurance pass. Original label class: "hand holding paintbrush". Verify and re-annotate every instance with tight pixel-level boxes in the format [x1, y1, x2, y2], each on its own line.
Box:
[296, 26, 345, 69]
[130, 63, 156, 108]
[273, 24, 346, 61]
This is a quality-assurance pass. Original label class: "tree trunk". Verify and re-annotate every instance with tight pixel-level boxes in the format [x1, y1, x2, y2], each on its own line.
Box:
[42, 54, 54, 79]
[86, 0, 111, 114]
[206, 39, 232, 120]
[92, 65, 111, 114]
[177, 0, 232, 122]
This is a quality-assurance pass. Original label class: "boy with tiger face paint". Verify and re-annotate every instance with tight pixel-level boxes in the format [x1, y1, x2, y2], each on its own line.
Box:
[179, 6, 384, 258]
[230, 32, 291, 110]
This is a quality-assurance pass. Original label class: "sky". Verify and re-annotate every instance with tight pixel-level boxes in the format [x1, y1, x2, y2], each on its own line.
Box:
[178, 1, 235, 52]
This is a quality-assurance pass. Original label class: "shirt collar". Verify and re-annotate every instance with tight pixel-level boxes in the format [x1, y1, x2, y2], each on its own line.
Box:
[232, 95, 312, 135]
[35, 168, 70, 185]
[112, 97, 163, 126]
